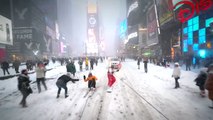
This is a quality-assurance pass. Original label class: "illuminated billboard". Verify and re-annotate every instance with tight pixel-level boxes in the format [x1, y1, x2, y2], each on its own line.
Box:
[120, 19, 127, 39]
[147, 5, 158, 46]
[156, 0, 173, 26]
[0, 15, 13, 45]
[87, 0, 99, 55]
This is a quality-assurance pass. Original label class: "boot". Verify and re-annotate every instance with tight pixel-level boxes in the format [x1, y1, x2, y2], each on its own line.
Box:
[56, 94, 59, 98]
[200, 90, 205, 97]
[65, 94, 69, 98]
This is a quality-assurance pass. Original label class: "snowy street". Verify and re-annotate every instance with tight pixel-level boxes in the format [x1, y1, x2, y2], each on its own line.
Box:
[0, 59, 212, 120]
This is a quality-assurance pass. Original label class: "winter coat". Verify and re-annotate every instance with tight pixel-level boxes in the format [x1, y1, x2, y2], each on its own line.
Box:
[143, 57, 148, 63]
[137, 58, 141, 65]
[78, 60, 83, 65]
[195, 71, 207, 87]
[172, 67, 181, 78]
[205, 70, 213, 100]
[56, 75, 78, 86]
[107, 72, 116, 87]
[35, 66, 46, 78]
[13, 60, 21, 68]
[85, 59, 89, 65]
[1, 61, 9, 69]
[17, 74, 31, 93]
[66, 63, 76, 74]
[84, 75, 97, 82]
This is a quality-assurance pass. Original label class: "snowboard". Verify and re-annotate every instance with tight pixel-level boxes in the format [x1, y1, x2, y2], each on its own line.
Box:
[106, 88, 112, 93]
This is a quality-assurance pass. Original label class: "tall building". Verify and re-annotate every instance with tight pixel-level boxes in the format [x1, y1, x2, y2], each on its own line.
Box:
[1, 0, 59, 61]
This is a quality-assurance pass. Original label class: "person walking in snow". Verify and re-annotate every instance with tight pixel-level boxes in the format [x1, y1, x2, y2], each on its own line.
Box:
[83, 72, 97, 90]
[137, 57, 141, 69]
[56, 72, 79, 98]
[172, 62, 181, 88]
[205, 64, 213, 108]
[13, 58, 21, 73]
[107, 70, 116, 92]
[85, 57, 89, 70]
[78, 58, 83, 71]
[17, 69, 32, 107]
[1, 60, 10, 75]
[143, 57, 148, 73]
[90, 58, 94, 70]
[35, 62, 47, 93]
[66, 61, 76, 77]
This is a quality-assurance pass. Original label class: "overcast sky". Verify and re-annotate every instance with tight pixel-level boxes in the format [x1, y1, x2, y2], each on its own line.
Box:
[57, 0, 126, 56]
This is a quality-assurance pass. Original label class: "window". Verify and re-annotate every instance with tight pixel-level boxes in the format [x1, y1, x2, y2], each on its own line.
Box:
[206, 17, 213, 27]
[183, 27, 187, 34]
[198, 50, 206, 58]
[193, 24, 199, 31]
[188, 32, 193, 45]
[199, 36, 206, 44]
[183, 40, 188, 52]
[199, 28, 206, 36]
[193, 44, 198, 51]
[188, 19, 193, 26]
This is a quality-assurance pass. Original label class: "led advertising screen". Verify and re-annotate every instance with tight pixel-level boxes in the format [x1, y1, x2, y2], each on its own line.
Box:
[120, 19, 127, 39]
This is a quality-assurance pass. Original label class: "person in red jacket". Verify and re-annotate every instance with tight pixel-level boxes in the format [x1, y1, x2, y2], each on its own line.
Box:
[107, 70, 116, 92]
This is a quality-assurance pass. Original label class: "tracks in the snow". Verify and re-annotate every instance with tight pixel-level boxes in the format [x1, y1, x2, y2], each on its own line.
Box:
[78, 76, 106, 120]
[79, 90, 94, 119]
[120, 68, 170, 120]
[120, 78, 169, 120]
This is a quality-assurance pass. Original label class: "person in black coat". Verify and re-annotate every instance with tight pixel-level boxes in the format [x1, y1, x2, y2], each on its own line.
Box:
[13, 59, 21, 73]
[17, 69, 32, 107]
[195, 70, 207, 97]
[137, 57, 141, 69]
[56, 72, 79, 98]
[143, 57, 148, 73]
[1, 60, 10, 75]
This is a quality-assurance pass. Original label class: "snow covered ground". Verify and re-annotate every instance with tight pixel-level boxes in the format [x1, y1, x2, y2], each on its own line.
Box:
[0, 59, 212, 120]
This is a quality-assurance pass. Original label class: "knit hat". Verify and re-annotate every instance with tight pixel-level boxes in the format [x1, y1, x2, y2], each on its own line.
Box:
[175, 62, 179, 66]
[21, 69, 28, 74]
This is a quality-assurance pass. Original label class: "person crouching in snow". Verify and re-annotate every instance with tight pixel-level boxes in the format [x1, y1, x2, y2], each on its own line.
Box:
[205, 64, 213, 108]
[56, 72, 79, 98]
[107, 70, 116, 92]
[83, 72, 97, 90]
[194, 69, 207, 97]
[172, 62, 181, 88]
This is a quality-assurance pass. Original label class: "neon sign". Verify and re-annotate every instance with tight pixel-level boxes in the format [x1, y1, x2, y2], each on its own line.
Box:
[172, 0, 213, 23]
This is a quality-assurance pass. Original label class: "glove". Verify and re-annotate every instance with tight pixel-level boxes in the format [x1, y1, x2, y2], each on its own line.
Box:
[83, 75, 86, 80]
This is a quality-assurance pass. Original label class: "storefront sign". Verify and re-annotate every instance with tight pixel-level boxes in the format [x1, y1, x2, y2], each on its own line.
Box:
[13, 28, 33, 41]
[173, 0, 213, 23]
